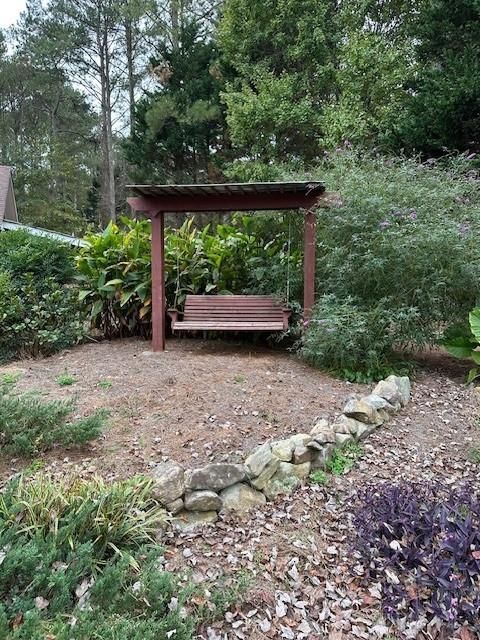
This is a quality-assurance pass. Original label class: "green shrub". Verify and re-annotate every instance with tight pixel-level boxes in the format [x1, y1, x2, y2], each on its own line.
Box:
[0, 230, 75, 289]
[0, 386, 106, 457]
[0, 232, 84, 362]
[301, 295, 416, 381]
[295, 152, 480, 376]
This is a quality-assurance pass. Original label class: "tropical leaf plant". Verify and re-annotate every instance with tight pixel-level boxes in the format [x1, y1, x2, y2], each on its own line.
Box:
[443, 308, 480, 383]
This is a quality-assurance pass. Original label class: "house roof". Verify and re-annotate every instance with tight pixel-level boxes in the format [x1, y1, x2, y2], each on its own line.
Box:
[0, 166, 18, 223]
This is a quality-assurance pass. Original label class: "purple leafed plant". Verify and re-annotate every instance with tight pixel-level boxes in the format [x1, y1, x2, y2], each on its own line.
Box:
[353, 482, 480, 631]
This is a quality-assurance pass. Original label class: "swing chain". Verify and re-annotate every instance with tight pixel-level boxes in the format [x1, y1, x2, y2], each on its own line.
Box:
[286, 212, 292, 304]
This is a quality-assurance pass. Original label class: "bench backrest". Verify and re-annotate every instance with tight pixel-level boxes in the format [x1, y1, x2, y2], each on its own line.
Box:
[183, 295, 286, 324]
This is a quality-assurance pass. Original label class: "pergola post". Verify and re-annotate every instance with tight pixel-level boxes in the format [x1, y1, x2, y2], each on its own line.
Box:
[303, 209, 316, 322]
[151, 212, 166, 352]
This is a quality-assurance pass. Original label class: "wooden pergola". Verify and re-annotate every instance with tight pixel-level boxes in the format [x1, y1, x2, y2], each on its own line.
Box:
[127, 181, 327, 352]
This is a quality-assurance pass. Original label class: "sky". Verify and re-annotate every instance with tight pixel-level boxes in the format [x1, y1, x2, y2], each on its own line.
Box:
[0, 0, 26, 28]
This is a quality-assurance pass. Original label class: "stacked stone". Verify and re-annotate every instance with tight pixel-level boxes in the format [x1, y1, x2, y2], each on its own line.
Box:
[150, 375, 410, 528]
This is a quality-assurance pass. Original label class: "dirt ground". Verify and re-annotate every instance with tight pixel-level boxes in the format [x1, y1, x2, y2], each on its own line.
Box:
[0, 337, 362, 482]
[1, 340, 479, 638]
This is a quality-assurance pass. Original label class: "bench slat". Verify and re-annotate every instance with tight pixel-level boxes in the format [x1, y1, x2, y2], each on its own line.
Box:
[169, 294, 290, 332]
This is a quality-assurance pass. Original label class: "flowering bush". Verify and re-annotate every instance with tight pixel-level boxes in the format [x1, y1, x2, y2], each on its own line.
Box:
[353, 482, 480, 632]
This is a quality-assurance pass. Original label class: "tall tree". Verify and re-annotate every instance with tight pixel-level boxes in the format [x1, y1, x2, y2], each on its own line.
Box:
[218, 0, 339, 163]
[0, 9, 96, 233]
[125, 0, 227, 183]
[397, 0, 480, 153]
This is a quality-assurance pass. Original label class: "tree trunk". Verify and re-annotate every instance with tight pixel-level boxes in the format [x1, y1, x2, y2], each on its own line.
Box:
[98, 10, 116, 226]
[125, 17, 136, 136]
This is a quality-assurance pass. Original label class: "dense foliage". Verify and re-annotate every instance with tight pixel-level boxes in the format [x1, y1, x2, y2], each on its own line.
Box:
[77, 215, 298, 339]
[353, 482, 480, 632]
[0, 232, 85, 362]
[301, 152, 480, 379]
[0, 384, 106, 457]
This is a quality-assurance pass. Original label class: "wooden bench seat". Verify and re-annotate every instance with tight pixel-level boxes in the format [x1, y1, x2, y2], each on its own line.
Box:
[168, 295, 291, 332]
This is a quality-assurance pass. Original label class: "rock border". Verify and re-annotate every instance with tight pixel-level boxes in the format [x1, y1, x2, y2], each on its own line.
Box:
[151, 375, 411, 528]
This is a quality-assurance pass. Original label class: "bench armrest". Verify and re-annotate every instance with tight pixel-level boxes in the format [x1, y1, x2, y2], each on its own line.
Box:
[282, 307, 291, 331]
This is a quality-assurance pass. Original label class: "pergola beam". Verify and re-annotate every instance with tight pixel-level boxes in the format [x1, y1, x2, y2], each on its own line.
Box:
[127, 192, 321, 214]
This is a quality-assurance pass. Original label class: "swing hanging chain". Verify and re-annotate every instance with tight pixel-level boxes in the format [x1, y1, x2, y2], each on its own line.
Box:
[286, 212, 292, 304]
[174, 231, 181, 309]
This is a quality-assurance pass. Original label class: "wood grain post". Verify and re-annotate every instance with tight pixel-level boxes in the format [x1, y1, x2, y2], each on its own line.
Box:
[151, 212, 166, 352]
[303, 209, 316, 323]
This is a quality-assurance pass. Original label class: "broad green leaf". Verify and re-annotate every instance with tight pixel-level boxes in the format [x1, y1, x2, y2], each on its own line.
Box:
[467, 367, 480, 384]
[471, 350, 480, 365]
[91, 300, 103, 319]
[105, 278, 124, 287]
[469, 308, 480, 342]
[78, 290, 91, 302]
[442, 336, 475, 359]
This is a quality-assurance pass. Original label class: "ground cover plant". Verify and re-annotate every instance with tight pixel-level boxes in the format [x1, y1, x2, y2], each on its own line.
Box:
[0, 473, 247, 639]
[353, 482, 480, 633]
[0, 385, 106, 457]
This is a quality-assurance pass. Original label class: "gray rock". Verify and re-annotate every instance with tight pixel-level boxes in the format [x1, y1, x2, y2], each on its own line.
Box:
[335, 432, 353, 446]
[165, 497, 184, 515]
[356, 422, 376, 440]
[363, 393, 395, 413]
[263, 474, 300, 500]
[310, 418, 329, 436]
[184, 490, 222, 512]
[373, 375, 410, 408]
[392, 375, 411, 406]
[288, 433, 312, 447]
[308, 428, 336, 445]
[311, 444, 335, 470]
[271, 439, 295, 462]
[245, 443, 275, 477]
[186, 463, 246, 491]
[343, 397, 385, 426]
[220, 483, 266, 512]
[152, 461, 185, 504]
[250, 458, 280, 490]
[174, 510, 218, 530]
[332, 415, 372, 437]
[293, 445, 311, 464]
[263, 462, 310, 500]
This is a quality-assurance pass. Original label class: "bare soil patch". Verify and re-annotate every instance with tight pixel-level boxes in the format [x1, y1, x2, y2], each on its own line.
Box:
[0, 337, 361, 482]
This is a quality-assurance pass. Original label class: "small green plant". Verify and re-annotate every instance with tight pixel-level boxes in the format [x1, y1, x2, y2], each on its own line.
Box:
[1, 371, 21, 385]
[98, 379, 113, 389]
[0, 386, 107, 457]
[233, 374, 246, 384]
[469, 447, 480, 464]
[326, 442, 364, 475]
[56, 371, 77, 386]
[309, 469, 329, 485]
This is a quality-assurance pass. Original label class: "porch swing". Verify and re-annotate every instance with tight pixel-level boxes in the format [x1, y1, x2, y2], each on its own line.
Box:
[127, 181, 325, 352]
[167, 214, 293, 333]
